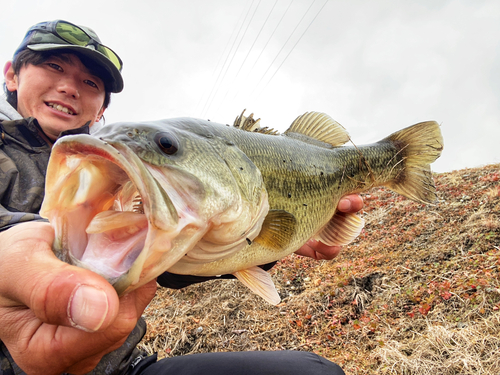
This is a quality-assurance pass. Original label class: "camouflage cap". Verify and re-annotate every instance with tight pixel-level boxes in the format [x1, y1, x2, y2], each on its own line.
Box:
[14, 20, 124, 93]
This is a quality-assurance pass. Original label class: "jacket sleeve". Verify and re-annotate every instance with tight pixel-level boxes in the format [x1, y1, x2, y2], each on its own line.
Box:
[0, 119, 50, 232]
[0, 204, 48, 232]
[0, 150, 47, 232]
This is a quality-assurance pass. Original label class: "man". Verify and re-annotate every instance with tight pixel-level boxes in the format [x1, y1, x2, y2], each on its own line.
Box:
[0, 20, 363, 374]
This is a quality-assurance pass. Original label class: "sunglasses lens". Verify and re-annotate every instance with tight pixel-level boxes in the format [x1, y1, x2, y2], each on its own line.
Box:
[97, 45, 122, 71]
[55, 22, 90, 46]
[55, 21, 122, 71]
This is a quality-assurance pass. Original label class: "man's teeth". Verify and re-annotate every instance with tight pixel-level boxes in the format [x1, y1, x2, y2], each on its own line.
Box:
[48, 102, 74, 115]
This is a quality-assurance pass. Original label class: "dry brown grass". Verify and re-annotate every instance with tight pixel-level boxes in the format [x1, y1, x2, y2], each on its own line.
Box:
[375, 313, 500, 374]
[139, 164, 500, 374]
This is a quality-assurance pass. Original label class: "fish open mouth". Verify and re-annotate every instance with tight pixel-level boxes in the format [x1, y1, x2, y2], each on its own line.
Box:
[40, 134, 179, 285]
[80, 179, 149, 280]
[41, 126, 269, 294]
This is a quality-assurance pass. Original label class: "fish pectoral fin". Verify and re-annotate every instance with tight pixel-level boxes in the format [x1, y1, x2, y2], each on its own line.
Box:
[252, 210, 296, 251]
[284, 112, 350, 147]
[314, 211, 365, 246]
[233, 267, 281, 305]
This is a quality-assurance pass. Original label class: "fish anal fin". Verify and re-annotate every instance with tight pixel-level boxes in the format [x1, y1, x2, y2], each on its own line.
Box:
[284, 112, 350, 147]
[315, 211, 365, 246]
[252, 210, 296, 251]
[234, 266, 281, 305]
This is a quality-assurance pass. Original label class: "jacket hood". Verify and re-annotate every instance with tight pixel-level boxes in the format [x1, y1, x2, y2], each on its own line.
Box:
[0, 95, 22, 121]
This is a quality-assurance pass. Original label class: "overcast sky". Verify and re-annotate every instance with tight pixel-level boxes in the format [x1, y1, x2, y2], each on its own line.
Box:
[1, 0, 499, 173]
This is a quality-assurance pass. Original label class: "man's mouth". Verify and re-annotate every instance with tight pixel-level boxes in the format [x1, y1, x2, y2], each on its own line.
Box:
[46, 102, 75, 115]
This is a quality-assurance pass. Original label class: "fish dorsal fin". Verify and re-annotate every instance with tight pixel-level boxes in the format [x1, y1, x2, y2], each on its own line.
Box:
[233, 266, 281, 305]
[314, 211, 365, 246]
[284, 112, 350, 147]
[253, 209, 296, 251]
[233, 109, 280, 135]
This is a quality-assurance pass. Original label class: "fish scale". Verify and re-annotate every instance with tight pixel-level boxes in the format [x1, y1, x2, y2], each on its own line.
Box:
[40, 111, 443, 303]
[170, 128, 403, 275]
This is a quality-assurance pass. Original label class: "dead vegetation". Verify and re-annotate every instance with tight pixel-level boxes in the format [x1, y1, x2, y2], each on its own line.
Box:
[139, 164, 500, 374]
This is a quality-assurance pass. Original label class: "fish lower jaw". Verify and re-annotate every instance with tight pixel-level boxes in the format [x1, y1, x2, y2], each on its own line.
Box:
[61, 211, 149, 285]
[70, 256, 126, 282]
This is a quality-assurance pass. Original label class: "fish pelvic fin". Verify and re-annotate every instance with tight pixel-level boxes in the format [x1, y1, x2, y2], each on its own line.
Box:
[234, 266, 281, 305]
[284, 112, 350, 147]
[252, 210, 296, 251]
[315, 211, 365, 246]
[384, 121, 444, 204]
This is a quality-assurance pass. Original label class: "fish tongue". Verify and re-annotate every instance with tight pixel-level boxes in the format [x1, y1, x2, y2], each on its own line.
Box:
[82, 211, 149, 278]
[86, 210, 147, 236]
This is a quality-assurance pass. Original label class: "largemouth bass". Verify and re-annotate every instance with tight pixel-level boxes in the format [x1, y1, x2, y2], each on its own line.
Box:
[40, 112, 443, 304]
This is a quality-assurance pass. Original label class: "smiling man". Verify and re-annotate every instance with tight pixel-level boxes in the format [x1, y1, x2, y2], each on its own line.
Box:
[0, 20, 157, 375]
[0, 20, 361, 375]
[5, 53, 106, 139]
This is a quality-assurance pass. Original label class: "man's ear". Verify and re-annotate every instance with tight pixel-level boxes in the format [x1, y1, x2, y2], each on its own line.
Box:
[96, 106, 106, 122]
[3, 61, 18, 92]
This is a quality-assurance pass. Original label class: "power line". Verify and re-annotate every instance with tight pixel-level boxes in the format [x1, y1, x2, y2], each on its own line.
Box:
[255, 0, 329, 100]
[231, 0, 269, 81]
[246, 0, 293, 80]
[200, 0, 255, 117]
[202, 0, 260, 118]
[194, 3, 249, 115]
[216, 0, 279, 112]
[227, 0, 292, 107]
[249, 0, 318, 99]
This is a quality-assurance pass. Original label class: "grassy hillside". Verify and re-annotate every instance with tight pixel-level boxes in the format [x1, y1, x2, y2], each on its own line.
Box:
[139, 163, 500, 375]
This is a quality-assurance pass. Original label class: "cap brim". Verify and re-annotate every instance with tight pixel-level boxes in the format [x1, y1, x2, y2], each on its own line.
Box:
[27, 43, 123, 93]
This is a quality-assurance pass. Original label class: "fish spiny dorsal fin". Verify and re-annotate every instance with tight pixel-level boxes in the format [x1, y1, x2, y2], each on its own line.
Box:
[284, 112, 350, 147]
[252, 209, 296, 251]
[233, 266, 281, 305]
[233, 109, 280, 135]
[314, 211, 365, 246]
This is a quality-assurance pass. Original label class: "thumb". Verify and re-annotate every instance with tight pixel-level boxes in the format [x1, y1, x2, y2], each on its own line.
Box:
[0, 222, 120, 332]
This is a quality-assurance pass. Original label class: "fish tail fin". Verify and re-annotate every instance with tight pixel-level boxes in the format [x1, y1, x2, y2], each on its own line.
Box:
[384, 121, 443, 204]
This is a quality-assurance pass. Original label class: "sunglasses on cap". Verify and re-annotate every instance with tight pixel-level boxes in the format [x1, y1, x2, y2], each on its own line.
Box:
[23, 20, 123, 72]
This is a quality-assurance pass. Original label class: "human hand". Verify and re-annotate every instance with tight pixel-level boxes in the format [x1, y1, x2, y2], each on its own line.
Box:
[295, 194, 364, 260]
[0, 221, 157, 375]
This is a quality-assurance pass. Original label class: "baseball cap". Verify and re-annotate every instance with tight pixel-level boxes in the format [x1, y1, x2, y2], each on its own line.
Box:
[14, 20, 124, 92]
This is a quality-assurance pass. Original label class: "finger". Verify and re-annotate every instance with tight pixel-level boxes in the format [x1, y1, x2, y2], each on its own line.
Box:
[6, 305, 135, 375]
[308, 240, 342, 260]
[294, 244, 317, 259]
[8, 281, 154, 374]
[338, 194, 364, 213]
[64, 354, 104, 375]
[295, 240, 342, 260]
[0, 222, 120, 332]
[131, 279, 158, 315]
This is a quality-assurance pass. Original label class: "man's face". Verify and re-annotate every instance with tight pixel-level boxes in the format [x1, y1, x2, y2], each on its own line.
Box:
[4, 53, 106, 140]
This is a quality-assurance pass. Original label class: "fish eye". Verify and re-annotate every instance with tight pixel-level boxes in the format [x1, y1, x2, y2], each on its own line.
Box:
[154, 132, 179, 155]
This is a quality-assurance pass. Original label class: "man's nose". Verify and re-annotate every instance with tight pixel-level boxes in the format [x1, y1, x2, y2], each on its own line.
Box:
[57, 78, 80, 99]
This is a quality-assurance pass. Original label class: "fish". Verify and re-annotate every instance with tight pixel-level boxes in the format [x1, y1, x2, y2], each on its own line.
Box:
[40, 111, 443, 304]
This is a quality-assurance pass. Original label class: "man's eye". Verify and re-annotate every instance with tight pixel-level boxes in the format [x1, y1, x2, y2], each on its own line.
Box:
[47, 63, 62, 71]
[84, 80, 98, 89]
